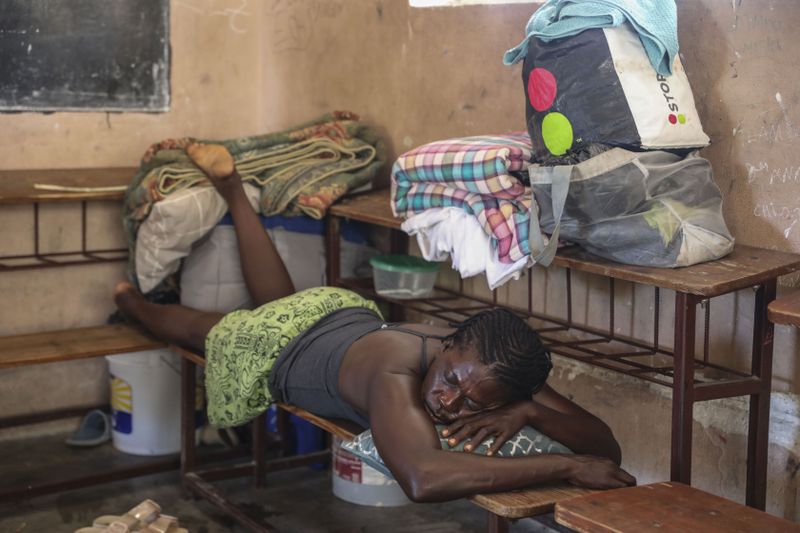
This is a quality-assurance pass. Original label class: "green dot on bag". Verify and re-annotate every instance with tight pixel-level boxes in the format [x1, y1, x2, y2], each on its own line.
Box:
[541, 112, 573, 156]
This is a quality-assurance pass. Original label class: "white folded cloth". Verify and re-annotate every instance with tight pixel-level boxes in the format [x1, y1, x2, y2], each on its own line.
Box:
[401, 208, 531, 290]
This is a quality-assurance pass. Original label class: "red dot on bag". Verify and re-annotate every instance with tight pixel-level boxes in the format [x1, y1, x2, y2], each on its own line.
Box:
[528, 68, 557, 112]
[668, 114, 678, 124]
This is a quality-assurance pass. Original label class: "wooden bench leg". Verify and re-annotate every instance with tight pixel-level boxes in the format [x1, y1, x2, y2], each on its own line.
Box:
[388, 228, 409, 322]
[671, 292, 697, 485]
[277, 407, 292, 455]
[324, 214, 341, 285]
[180, 356, 197, 485]
[487, 512, 509, 533]
[746, 280, 776, 510]
[185, 473, 277, 532]
[253, 412, 267, 488]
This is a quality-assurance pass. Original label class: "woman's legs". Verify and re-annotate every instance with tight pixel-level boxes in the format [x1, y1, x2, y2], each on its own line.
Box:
[113, 143, 296, 351]
[185, 143, 295, 307]
[114, 282, 223, 353]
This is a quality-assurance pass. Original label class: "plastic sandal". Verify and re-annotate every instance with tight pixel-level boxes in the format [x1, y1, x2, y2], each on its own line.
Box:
[91, 499, 161, 530]
[65, 409, 111, 447]
[140, 515, 188, 533]
[74, 522, 130, 533]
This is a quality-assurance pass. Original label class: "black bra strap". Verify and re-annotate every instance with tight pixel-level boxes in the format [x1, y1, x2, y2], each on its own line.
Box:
[380, 323, 447, 376]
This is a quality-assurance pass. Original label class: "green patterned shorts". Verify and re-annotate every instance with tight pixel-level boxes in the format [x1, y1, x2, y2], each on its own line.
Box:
[204, 287, 381, 427]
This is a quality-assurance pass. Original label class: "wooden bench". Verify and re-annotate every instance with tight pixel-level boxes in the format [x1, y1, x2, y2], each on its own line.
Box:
[769, 290, 800, 327]
[326, 189, 800, 511]
[277, 403, 597, 530]
[0, 167, 136, 270]
[0, 324, 176, 500]
[0, 324, 164, 369]
[554, 481, 799, 532]
[173, 346, 596, 533]
[0, 168, 190, 500]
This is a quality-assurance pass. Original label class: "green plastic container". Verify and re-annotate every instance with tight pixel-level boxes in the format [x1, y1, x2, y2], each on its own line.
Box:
[369, 254, 440, 299]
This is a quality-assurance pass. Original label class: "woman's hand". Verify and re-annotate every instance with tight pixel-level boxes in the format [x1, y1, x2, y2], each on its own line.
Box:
[564, 455, 637, 489]
[441, 401, 535, 456]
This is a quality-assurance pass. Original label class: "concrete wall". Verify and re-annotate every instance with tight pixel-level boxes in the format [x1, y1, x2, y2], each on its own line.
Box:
[0, 0, 265, 422]
[2, 0, 800, 520]
[253, 0, 800, 518]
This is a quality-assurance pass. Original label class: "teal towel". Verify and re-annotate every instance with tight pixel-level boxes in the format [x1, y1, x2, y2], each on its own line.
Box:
[504, 0, 678, 76]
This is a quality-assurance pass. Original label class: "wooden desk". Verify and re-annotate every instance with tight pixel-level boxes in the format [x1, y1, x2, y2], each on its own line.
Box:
[0, 167, 135, 205]
[0, 324, 179, 501]
[329, 190, 800, 298]
[555, 482, 799, 532]
[0, 168, 176, 500]
[769, 291, 800, 327]
[326, 189, 800, 511]
[0, 167, 136, 270]
[0, 324, 162, 369]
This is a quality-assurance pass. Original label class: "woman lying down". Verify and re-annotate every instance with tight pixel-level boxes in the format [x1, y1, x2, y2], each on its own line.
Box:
[114, 143, 636, 502]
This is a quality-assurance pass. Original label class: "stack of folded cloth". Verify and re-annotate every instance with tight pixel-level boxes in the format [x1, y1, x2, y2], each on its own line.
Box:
[391, 133, 541, 289]
[391, 0, 732, 278]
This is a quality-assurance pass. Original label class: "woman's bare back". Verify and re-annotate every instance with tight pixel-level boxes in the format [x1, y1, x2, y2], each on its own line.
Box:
[337, 323, 454, 417]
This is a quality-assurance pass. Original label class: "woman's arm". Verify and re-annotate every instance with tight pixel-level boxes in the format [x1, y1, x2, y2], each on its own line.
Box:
[442, 384, 622, 464]
[367, 373, 634, 502]
[527, 384, 622, 463]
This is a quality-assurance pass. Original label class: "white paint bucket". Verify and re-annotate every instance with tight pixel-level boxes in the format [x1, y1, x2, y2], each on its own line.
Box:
[331, 437, 411, 507]
[106, 349, 182, 455]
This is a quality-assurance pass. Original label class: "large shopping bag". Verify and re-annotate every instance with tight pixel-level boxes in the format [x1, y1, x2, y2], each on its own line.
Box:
[528, 149, 733, 268]
[522, 23, 709, 163]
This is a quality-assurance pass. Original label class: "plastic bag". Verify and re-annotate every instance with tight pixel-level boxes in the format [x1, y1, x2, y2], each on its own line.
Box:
[522, 23, 709, 162]
[528, 149, 733, 268]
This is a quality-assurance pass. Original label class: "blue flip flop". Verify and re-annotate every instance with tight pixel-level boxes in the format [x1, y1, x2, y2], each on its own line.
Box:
[66, 409, 112, 447]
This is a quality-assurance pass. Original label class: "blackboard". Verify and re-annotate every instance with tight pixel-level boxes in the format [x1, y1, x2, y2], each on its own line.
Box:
[0, 0, 170, 112]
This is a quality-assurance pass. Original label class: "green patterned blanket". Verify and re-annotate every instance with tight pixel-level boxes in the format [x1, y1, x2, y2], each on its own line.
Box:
[122, 111, 385, 290]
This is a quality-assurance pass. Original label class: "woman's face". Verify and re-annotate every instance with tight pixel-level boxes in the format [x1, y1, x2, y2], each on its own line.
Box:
[420, 344, 511, 424]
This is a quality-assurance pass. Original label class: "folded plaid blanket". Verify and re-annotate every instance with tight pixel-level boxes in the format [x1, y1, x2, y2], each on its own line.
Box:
[391, 133, 536, 263]
[123, 112, 385, 290]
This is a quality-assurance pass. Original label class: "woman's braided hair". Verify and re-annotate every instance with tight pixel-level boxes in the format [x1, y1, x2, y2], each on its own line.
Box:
[443, 308, 552, 401]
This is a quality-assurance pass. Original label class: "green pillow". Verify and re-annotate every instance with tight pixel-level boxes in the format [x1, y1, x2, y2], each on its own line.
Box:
[340, 424, 573, 478]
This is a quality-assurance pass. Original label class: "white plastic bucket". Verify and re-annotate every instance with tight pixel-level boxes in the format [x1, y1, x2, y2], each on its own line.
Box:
[331, 437, 410, 507]
[106, 349, 182, 455]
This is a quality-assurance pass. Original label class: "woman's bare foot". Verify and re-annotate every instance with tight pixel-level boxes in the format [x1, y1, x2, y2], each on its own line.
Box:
[186, 143, 241, 197]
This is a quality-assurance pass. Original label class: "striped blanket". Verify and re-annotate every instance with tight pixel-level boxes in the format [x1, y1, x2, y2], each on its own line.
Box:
[391, 133, 536, 263]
